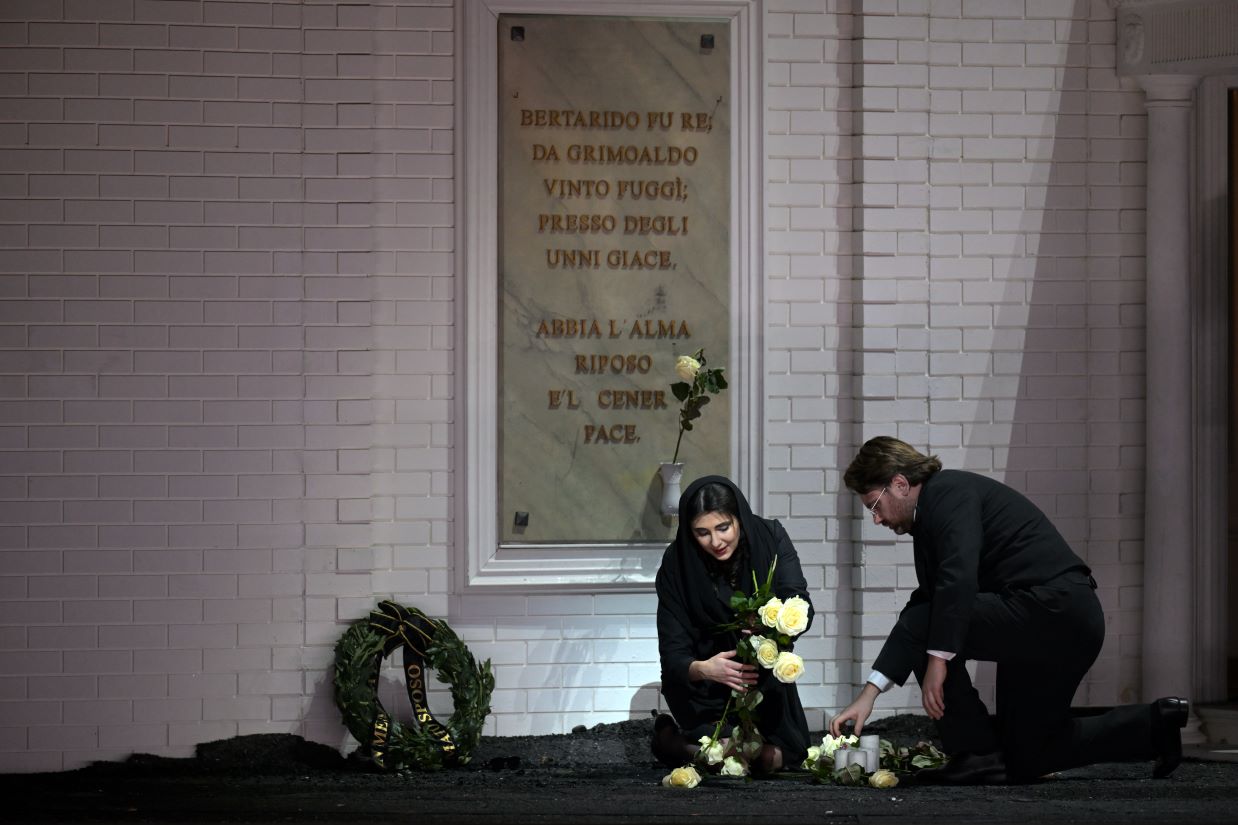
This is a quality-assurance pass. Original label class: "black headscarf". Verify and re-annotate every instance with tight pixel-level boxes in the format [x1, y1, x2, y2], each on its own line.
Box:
[657, 475, 784, 634]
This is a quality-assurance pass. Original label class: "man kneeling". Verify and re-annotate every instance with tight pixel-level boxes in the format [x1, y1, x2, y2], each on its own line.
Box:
[830, 436, 1188, 783]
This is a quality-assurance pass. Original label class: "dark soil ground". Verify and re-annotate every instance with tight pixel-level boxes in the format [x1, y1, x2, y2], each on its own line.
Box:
[6, 714, 1238, 824]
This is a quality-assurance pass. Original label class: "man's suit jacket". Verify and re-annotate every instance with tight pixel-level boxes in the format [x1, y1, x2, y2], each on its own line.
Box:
[890, 469, 1090, 658]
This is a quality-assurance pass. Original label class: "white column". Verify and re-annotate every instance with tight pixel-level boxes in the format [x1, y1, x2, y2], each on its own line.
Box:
[1138, 74, 1199, 704]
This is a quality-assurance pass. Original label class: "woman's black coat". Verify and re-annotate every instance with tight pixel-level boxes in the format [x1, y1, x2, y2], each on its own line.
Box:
[655, 475, 814, 761]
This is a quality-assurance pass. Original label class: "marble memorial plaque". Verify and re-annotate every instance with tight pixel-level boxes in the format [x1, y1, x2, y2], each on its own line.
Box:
[498, 14, 731, 543]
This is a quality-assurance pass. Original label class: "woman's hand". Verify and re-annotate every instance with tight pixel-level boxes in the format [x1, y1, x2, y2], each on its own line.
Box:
[691, 650, 758, 692]
[829, 683, 880, 737]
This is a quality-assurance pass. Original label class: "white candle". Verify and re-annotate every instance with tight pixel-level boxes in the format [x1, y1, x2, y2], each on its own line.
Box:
[859, 734, 880, 752]
[833, 748, 850, 770]
[866, 748, 880, 772]
[847, 749, 868, 769]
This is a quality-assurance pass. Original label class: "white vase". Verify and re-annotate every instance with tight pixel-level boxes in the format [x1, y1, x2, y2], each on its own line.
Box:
[658, 462, 685, 516]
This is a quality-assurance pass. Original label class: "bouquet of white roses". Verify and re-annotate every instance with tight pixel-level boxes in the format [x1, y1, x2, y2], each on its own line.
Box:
[661, 559, 808, 787]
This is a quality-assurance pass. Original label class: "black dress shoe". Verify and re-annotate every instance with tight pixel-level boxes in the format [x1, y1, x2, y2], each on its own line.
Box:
[651, 714, 697, 767]
[1151, 697, 1189, 778]
[915, 750, 1007, 785]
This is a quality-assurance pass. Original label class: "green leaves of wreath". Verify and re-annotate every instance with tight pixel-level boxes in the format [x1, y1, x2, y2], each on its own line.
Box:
[333, 600, 495, 771]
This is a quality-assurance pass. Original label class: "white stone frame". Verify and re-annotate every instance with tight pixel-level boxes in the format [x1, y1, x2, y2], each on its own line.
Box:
[453, 0, 764, 591]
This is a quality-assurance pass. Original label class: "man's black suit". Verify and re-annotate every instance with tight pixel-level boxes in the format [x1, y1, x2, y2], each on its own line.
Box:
[871, 470, 1154, 780]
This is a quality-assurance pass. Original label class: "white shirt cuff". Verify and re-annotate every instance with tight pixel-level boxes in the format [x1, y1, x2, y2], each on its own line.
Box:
[866, 670, 892, 692]
[928, 649, 955, 661]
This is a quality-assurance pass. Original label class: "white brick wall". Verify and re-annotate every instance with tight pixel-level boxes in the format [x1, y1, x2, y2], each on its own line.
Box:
[0, 0, 1148, 771]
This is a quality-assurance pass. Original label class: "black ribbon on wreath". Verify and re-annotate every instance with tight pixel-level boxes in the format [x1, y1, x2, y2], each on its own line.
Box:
[365, 600, 459, 768]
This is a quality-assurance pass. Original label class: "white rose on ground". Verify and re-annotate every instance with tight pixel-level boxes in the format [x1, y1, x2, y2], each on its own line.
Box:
[869, 769, 899, 789]
[662, 765, 702, 788]
[775, 596, 810, 636]
[758, 597, 783, 629]
[771, 651, 805, 683]
[802, 745, 821, 769]
[749, 635, 779, 668]
[720, 755, 748, 777]
[675, 355, 701, 382]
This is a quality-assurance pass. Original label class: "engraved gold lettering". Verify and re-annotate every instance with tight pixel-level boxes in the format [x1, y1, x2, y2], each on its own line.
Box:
[520, 109, 640, 129]
[563, 144, 697, 166]
[536, 319, 602, 338]
[532, 144, 559, 161]
[546, 248, 601, 269]
[542, 178, 612, 198]
[538, 213, 616, 234]
[681, 112, 712, 131]
[605, 249, 672, 270]
[627, 319, 690, 339]
[622, 215, 687, 235]
[616, 178, 686, 201]
[582, 423, 640, 444]
[548, 389, 580, 409]
[573, 354, 652, 374]
[596, 389, 667, 410]
[646, 111, 673, 129]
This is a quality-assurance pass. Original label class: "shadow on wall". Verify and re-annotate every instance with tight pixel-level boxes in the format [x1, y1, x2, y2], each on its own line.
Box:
[845, 5, 1126, 713]
[298, 665, 477, 755]
[301, 653, 663, 748]
[971, 5, 1130, 708]
[299, 672, 352, 754]
[631, 681, 666, 724]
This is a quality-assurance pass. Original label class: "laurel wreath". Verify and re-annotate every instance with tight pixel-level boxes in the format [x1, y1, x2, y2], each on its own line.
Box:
[332, 602, 494, 771]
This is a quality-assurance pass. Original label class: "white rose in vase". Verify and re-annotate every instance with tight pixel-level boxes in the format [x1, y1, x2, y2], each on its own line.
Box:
[674, 355, 701, 382]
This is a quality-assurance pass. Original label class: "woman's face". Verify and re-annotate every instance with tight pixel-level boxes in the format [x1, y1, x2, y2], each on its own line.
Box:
[690, 510, 741, 562]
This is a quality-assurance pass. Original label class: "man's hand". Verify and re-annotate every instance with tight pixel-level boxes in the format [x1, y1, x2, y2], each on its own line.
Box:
[921, 655, 947, 719]
[829, 683, 880, 737]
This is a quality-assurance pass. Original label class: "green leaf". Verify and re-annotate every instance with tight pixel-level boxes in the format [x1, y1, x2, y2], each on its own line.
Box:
[670, 381, 691, 401]
[834, 763, 866, 785]
[761, 556, 777, 592]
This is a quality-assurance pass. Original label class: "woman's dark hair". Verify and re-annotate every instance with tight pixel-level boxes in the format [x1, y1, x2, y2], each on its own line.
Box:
[843, 436, 943, 493]
[683, 482, 740, 525]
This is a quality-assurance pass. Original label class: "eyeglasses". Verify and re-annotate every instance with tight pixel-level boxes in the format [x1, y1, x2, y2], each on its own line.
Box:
[865, 486, 888, 518]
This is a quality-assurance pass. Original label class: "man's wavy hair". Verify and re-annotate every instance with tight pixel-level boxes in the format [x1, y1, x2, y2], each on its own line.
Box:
[843, 436, 943, 494]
